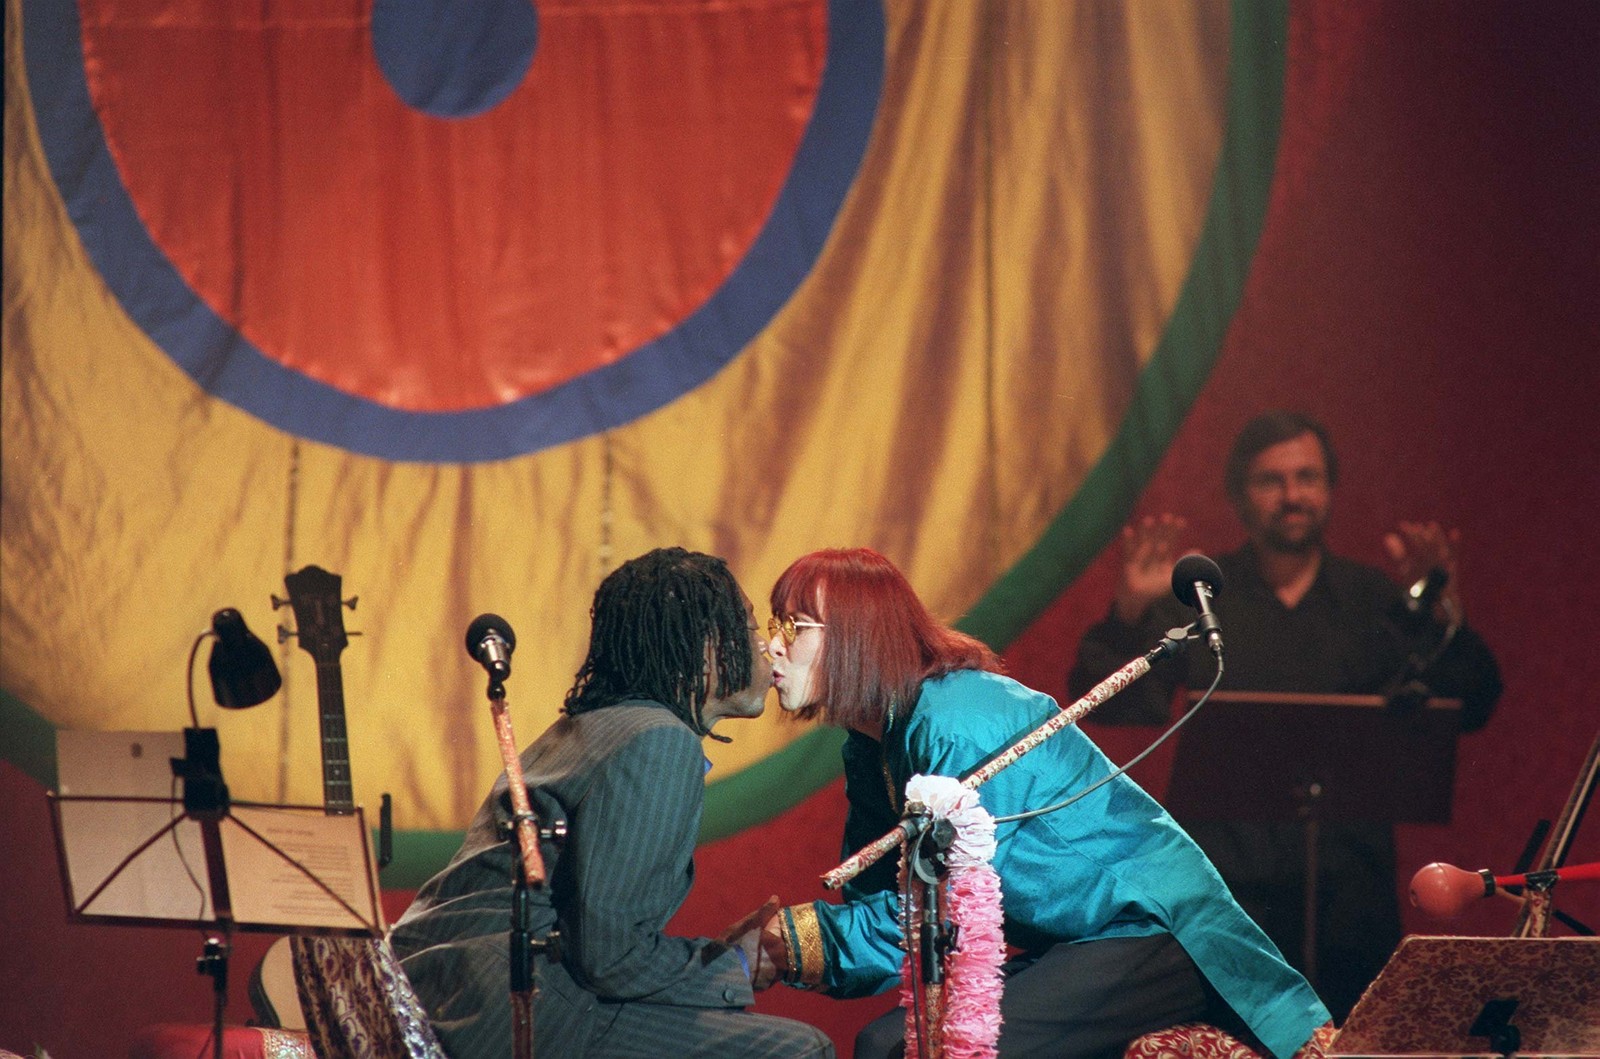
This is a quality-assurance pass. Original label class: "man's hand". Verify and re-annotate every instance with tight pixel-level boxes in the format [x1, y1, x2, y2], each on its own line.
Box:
[1114, 514, 1189, 624]
[721, 895, 781, 990]
[1384, 520, 1464, 620]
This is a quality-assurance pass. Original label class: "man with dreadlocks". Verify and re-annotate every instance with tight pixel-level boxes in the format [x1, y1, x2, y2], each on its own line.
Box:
[391, 548, 834, 1058]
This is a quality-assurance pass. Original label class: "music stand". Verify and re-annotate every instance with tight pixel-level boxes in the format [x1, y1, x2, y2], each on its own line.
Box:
[48, 738, 383, 1059]
[1165, 691, 1462, 988]
[1329, 935, 1600, 1058]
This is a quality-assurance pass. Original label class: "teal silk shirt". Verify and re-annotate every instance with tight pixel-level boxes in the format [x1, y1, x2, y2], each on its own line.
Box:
[806, 670, 1329, 1059]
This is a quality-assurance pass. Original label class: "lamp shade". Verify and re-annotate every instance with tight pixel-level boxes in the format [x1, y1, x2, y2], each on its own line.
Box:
[207, 608, 282, 707]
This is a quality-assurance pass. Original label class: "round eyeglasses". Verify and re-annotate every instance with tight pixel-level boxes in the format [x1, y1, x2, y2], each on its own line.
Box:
[767, 615, 825, 647]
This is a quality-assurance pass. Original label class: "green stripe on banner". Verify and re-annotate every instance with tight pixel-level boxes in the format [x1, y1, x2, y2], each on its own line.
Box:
[696, 0, 1290, 831]
[700, 724, 847, 843]
[1, 688, 57, 790]
[376, 830, 469, 891]
[959, 0, 1288, 650]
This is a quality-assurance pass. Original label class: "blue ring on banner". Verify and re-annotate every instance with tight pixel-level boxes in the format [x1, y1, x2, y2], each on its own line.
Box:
[24, 0, 883, 463]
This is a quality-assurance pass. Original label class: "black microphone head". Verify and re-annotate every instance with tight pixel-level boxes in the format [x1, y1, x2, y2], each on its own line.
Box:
[1406, 567, 1449, 614]
[1170, 553, 1225, 609]
[1393, 567, 1451, 631]
[465, 613, 516, 657]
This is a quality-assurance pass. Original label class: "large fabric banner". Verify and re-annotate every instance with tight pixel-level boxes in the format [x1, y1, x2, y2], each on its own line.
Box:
[3, 0, 1283, 877]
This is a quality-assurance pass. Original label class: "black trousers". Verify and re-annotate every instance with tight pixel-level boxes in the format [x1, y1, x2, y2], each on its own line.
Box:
[854, 933, 1250, 1059]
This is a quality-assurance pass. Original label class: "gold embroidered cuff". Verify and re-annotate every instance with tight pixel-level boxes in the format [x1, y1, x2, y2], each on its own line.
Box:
[777, 909, 799, 980]
[780, 902, 825, 988]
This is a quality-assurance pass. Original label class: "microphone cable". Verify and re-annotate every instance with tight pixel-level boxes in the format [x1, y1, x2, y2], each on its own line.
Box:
[991, 646, 1224, 825]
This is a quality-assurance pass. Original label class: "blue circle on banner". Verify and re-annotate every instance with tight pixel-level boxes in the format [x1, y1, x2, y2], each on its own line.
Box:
[372, 0, 540, 118]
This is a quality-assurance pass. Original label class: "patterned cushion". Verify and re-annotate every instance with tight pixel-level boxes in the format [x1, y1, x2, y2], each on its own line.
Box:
[1123, 1020, 1336, 1059]
[1122, 1023, 1261, 1059]
[128, 1023, 313, 1059]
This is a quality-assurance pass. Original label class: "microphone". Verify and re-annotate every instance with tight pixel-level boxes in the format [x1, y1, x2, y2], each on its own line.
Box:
[1404, 567, 1449, 617]
[1171, 553, 1225, 658]
[1410, 860, 1600, 919]
[465, 613, 516, 680]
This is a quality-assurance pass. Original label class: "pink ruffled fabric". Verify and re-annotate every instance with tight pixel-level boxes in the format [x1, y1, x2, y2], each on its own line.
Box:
[900, 862, 1006, 1059]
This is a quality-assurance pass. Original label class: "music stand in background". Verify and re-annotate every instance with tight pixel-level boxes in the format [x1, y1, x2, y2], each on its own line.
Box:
[48, 730, 383, 1059]
[1329, 935, 1600, 1058]
[1166, 691, 1462, 989]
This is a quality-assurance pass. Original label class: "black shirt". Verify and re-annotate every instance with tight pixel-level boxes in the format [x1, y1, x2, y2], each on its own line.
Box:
[1070, 544, 1501, 731]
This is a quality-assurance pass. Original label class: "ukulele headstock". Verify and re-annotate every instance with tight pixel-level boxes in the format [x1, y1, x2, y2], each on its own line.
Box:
[275, 565, 359, 662]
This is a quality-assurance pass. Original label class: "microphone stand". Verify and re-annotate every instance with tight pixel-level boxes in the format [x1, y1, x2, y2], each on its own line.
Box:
[904, 816, 957, 1058]
[500, 812, 565, 1059]
[482, 672, 564, 1059]
[506, 811, 537, 1059]
[1382, 590, 1460, 712]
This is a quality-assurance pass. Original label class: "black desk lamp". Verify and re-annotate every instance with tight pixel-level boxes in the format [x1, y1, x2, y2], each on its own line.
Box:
[175, 608, 281, 819]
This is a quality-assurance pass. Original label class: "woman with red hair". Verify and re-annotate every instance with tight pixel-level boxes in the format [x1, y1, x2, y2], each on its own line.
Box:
[761, 548, 1326, 1059]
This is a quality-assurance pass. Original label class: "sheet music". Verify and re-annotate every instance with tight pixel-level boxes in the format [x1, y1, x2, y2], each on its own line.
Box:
[54, 730, 214, 921]
[54, 795, 215, 921]
[222, 806, 382, 933]
[51, 797, 382, 935]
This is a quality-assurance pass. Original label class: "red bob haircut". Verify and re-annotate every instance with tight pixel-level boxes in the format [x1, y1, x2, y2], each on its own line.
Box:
[769, 548, 1002, 731]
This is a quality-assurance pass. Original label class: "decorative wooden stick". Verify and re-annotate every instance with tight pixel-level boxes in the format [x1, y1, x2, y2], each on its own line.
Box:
[491, 695, 547, 887]
[823, 643, 1172, 890]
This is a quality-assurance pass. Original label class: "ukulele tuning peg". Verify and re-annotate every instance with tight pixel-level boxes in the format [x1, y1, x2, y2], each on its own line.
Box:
[271, 594, 289, 609]
[344, 596, 358, 610]
[277, 624, 297, 645]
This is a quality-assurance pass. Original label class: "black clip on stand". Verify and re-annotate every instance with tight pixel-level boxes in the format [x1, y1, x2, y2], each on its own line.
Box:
[902, 806, 961, 1058]
[501, 811, 567, 1038]
[907, 815, 959, 985]
[1469, 997, 1522, 1059]
[195, 933, 231, 1058]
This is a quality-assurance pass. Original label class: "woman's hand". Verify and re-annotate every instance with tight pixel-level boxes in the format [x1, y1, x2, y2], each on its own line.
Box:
[721, 895, 783, 990]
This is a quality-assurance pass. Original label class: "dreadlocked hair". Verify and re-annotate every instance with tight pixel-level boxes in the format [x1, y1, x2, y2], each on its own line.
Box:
[564, 547, 752, 738]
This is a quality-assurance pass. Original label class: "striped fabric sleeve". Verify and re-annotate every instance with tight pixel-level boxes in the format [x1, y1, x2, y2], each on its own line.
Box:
[563, 721, 751, 1007]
